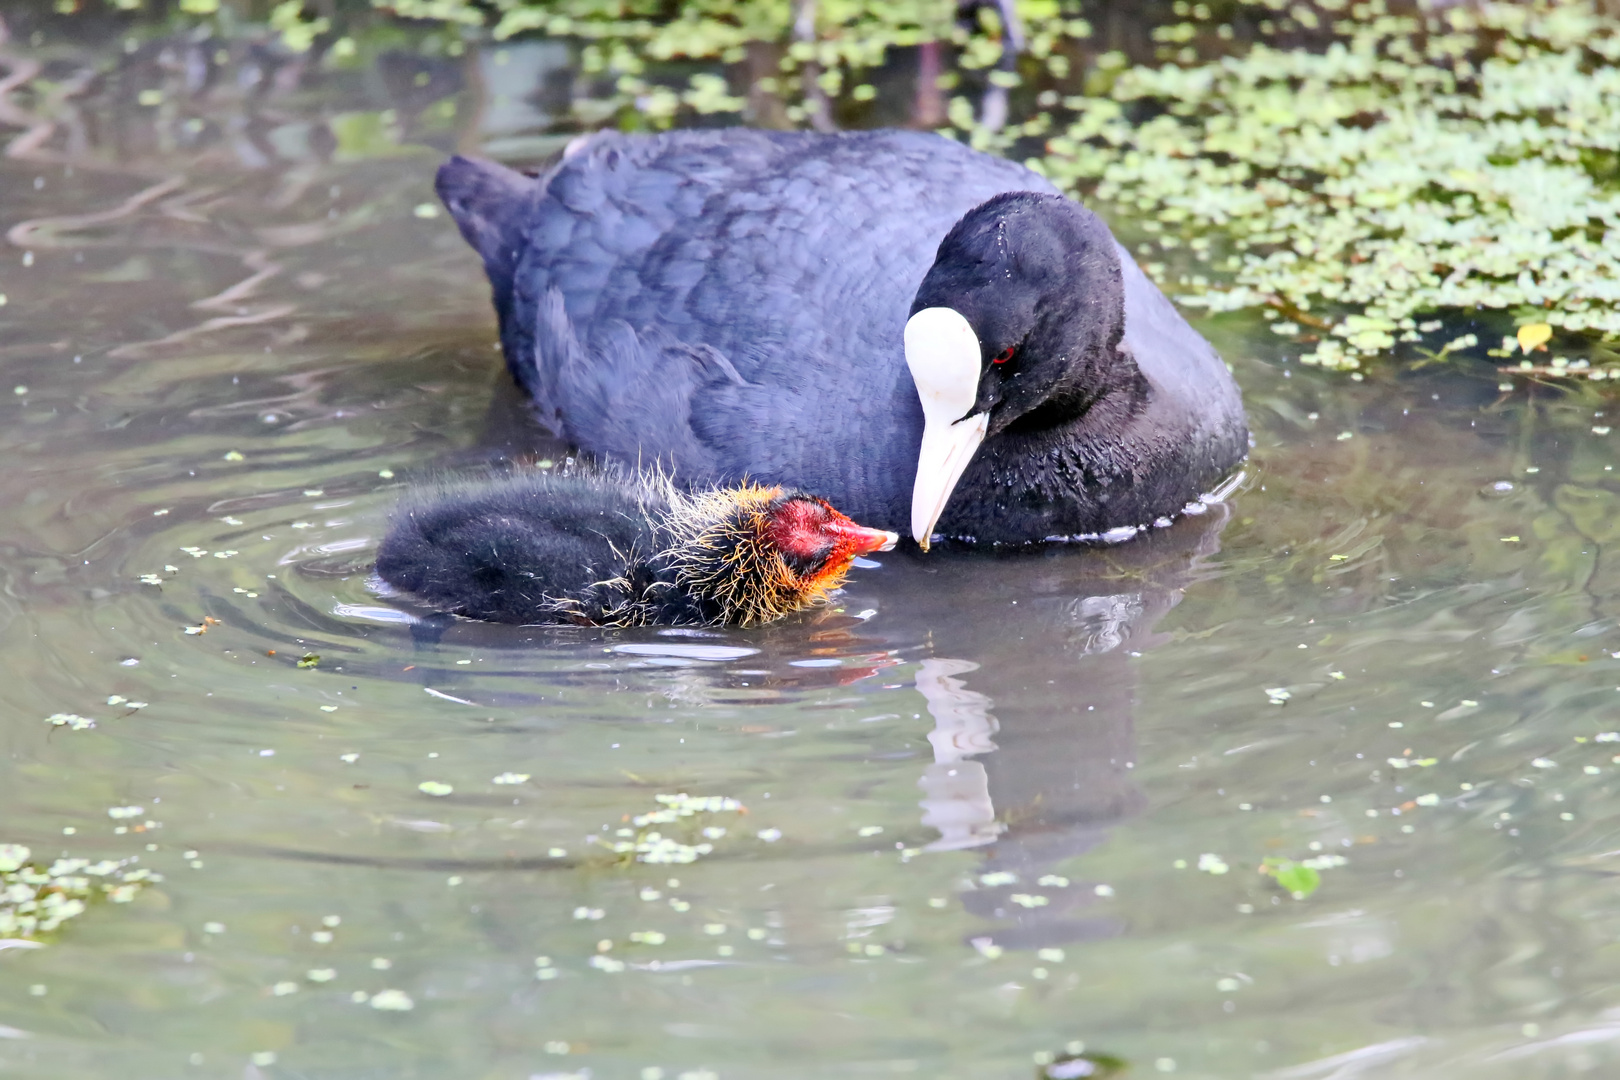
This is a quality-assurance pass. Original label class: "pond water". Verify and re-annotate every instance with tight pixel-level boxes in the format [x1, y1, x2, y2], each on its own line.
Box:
[5, 11, 1620, 1080]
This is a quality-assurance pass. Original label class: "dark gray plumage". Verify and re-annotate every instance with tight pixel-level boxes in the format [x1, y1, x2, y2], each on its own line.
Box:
[437, 129, 1247, 545]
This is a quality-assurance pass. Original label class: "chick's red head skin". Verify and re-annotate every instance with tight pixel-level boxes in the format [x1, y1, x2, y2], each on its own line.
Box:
[765, 495, 898, 587]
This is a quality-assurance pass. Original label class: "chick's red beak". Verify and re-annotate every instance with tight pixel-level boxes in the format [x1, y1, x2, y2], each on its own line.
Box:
[824, 519, 899, 555]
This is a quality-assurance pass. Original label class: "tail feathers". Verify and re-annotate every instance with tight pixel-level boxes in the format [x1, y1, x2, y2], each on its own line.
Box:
[435, 155, 536, 303]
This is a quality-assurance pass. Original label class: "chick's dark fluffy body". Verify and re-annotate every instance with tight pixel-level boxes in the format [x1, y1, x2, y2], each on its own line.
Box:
[374, 471, 842, 627]
[376, 471, 670, 625]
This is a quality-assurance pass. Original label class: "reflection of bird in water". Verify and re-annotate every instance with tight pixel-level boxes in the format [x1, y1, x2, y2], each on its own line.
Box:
[916, 658, 1004, 851]
[855, 498, 1238, 951]
[375, 468, 895, 628]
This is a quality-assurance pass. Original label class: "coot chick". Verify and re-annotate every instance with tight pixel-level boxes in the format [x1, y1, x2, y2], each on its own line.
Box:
[437, 129, 1247, 548]
[375, 470, 897, 627]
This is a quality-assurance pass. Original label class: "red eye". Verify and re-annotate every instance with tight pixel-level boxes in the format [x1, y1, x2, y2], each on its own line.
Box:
[992, 345, 1015, 365]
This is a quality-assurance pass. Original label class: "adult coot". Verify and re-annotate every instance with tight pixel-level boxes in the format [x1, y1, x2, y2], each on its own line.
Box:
[437, 129, 1247, 548]
[375, 469, 897, 627]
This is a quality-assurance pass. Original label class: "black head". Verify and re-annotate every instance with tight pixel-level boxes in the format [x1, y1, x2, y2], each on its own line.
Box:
[910, 191, 1126, 438]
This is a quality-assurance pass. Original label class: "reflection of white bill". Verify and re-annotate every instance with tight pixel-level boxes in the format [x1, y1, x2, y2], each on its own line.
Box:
[919, 761, 1001, 851]
[915, 658, 1003, 851]
[916, 658, 999, 760]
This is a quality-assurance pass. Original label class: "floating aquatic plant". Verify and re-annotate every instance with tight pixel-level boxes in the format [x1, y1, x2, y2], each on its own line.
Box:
[1036, 1047, 1128, 1080]
[45, 713, 95, 731]
[1044, 1, 1620, 371]
[367, 988, 416, 1010]
[0, 844, 157, 940]
[598, 793, 745, 865]
[45, 696, 151, 733]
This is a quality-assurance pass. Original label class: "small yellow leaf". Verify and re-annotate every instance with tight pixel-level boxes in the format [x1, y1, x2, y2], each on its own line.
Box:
[1517, 323, 1552, 354]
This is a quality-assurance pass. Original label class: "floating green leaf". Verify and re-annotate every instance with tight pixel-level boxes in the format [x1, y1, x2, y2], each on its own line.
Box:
[1260, 855, 1333, 899]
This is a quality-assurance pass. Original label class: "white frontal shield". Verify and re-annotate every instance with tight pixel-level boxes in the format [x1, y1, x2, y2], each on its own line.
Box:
[905, 307, 988, 551]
